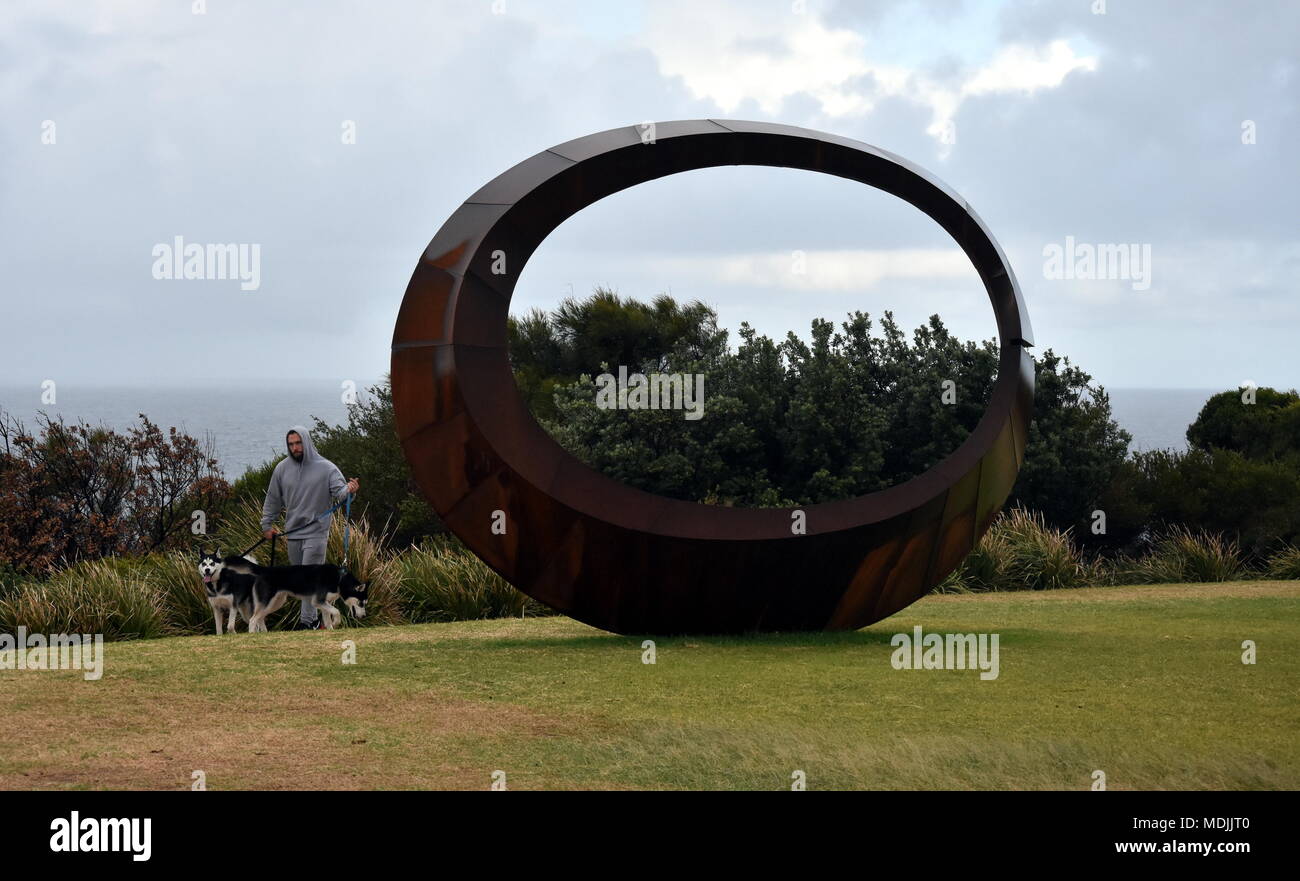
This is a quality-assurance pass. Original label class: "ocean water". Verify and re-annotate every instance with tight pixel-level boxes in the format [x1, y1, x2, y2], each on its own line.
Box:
[0, 382, 1215, 481]
[0, 381, 375, 480]
[1106, 388, 1217, 453]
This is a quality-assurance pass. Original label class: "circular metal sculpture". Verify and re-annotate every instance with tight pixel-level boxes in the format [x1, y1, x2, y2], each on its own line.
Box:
[392, 120, 1034, 635]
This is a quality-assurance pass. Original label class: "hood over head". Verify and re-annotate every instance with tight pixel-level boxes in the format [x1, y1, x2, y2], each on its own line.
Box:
[286, 424, 321, 466]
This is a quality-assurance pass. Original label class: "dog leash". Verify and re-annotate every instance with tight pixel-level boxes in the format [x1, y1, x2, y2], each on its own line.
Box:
[239, 495, 352, 559]
[340, 491, 352, 575]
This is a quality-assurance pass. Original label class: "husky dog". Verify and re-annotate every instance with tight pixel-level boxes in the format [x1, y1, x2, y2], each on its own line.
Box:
[197, 549, 257, 635]
[220, 556, 369, 633]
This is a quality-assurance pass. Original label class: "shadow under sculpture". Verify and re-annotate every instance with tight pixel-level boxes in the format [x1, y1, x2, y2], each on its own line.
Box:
[391, 120, 1035, 635]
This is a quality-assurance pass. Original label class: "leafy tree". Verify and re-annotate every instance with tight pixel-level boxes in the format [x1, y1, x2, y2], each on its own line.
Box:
[774, 316, 888, 502]
[528, 293, 1132, 519]
[1186, 387, 1300, 461]
[1008, 350, 1133, 543]
[871, 313, 1000, 486]
[508, 288, 726, 421]
[1125, 447, 1300, 555]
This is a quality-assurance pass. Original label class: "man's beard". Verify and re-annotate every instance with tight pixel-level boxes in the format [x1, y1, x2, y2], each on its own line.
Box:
[290, 451, 303, 462]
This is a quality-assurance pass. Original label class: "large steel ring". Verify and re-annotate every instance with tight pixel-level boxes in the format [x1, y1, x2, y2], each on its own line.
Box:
[391, 120, 1034, 635]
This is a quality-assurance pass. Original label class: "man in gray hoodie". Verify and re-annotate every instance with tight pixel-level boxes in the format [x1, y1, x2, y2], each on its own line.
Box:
[260, 424, 360, 628]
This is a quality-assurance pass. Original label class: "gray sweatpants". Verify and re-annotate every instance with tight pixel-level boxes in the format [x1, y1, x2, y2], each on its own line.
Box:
[286, 537, 327, 624]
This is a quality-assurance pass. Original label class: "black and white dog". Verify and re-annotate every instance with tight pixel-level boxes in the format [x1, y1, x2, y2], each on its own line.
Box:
[220, 556, 369, 633]
[197, 549, 257, 635]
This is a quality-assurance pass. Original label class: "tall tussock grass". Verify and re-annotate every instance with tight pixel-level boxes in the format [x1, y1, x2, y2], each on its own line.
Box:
[939, 508, 1094, 592]
[3, 498, 1289, 643]
[939, 513, 1261, 592]
[1263, 544, 1300, 580]
[392, 539, 551, 622]
[0, 558, 168, 640]
[1113, 526, 1245, 584]
[138, 549, 214, 635]
[1, 501, 543, 640]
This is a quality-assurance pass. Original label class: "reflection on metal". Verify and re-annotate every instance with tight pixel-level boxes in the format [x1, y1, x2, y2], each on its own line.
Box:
[391, 120, 1034, 635]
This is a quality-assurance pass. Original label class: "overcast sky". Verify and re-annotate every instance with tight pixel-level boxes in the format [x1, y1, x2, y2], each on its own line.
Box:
[1, 0, 1296, 391]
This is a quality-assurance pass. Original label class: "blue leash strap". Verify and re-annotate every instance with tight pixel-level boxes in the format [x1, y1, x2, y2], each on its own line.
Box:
[341, 491, 352, 572]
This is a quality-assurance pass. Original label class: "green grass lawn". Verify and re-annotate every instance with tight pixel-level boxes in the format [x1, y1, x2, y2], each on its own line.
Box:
[2, 581, 1296, 790]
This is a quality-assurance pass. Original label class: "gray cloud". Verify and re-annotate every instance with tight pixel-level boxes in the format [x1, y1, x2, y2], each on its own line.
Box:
[0, 0, 1295, 391]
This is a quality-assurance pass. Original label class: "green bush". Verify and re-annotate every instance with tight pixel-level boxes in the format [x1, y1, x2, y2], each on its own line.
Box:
[1187, 387, 1300, 460]
[1117, 447, 1300, 556]
[228, 457, 277, 509]
[517, 293, 1130, 519]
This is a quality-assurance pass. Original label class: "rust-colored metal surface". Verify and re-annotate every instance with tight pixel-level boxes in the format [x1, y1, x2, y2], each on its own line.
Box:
[392, 120, 1034, 635]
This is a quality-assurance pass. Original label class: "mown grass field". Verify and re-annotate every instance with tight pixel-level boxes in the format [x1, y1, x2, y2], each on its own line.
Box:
[2, 581, 1297, 790]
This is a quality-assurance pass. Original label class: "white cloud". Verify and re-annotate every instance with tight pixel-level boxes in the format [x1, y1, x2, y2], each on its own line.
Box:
[963, 39, 1098, 96]
[637, 2, 1096, 153]
[663, 248, 976, 291]
[641, 3, 875, 116]
[920, 38, 1097, 155]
